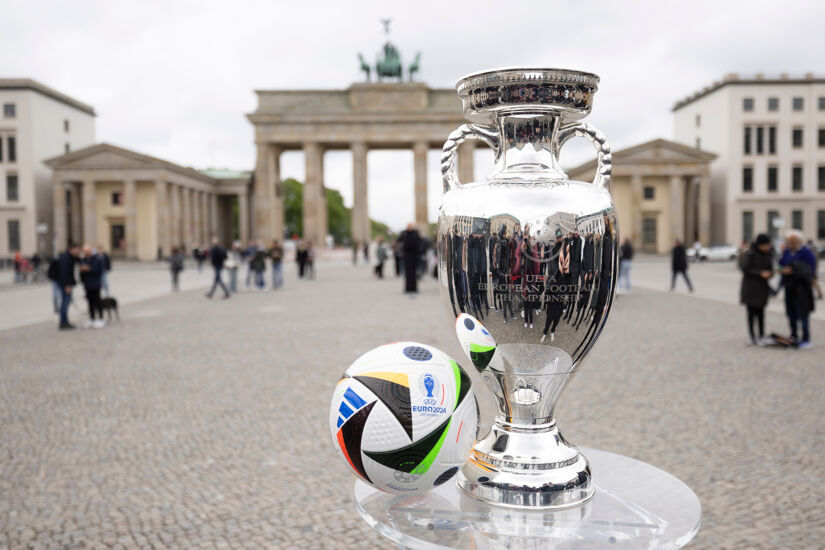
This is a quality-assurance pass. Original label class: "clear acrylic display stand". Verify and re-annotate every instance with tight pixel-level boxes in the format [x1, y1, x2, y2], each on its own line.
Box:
[354, 447, 700, 549]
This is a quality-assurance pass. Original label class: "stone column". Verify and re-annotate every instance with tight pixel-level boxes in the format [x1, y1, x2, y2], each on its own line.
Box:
[192, 189, 202, 246]
[269, 146, 283, 242]
[209, 193, 218, 238]
[181, 187, 192, 246]
[69, 182, 82, 245]
[53, 180, 67, 252]
[82, 179, 96, 246]
[124, 179, 137, 258]
[685, 177, 697, 244]
[155, 181, 168, 258]
[201, 192, 209, 242]
[413, 142, 429, 232]
[253, 143, 272, 242]
[351, 142, 369, 245]
[238, 191, 249, 244]
[630, 173, 643, 247]
[170, 184, 181, 248]
[303, 142, 326, 247]
[457, 141, 475, 184]
[698, 175, 711, 245]
[669, 175, 685, 243]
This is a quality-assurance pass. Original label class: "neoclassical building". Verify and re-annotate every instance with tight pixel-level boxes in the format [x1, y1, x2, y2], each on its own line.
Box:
[247, 82, 476, 247]
[568, 139, 716, 254]
[46, 143, 251, 260]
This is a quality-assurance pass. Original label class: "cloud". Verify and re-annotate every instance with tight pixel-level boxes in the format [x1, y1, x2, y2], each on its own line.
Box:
[1, 0, 821, 230]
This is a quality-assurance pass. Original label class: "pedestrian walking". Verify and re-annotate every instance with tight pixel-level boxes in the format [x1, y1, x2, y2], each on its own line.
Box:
[193, 244, 205, 272]
[739, 234, 774, 346]
[79, 244, 105, 328]
[618, 237, 633, 292]
[400, 223, 421, 293]
[56, 243, 80, 329]
[169, 247, 185, 291]
[779, 230, 816, 349]
[670, 240, 693, 292]
[805, 239, 824, 300]
[244, 240, 257, 289]
[394, 238, 403, 277]
[205, 237, 230, 299]
[225, 241, 241, 293]
[251, 243, 267, 290]
[374, 238, 388, 279]
[269, 240, 284, 289]
[296, 240, 309, 278]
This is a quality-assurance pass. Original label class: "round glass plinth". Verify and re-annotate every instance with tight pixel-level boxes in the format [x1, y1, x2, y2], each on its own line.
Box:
[354, 447, 700, 550]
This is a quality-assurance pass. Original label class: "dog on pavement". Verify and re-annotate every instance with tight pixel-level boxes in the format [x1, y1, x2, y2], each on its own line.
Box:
[100, 296, 119, 323]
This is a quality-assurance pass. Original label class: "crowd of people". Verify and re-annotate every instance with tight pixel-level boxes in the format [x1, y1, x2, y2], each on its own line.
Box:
[739, 230, 820, 349]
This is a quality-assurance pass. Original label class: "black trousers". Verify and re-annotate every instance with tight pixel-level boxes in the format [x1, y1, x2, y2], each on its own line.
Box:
[86, 288, 102, 320]
[671, 269, 693, 291]
[746, 305, 765, 340]
[374, 261, 384, 279]
[404, 255, 417, 292]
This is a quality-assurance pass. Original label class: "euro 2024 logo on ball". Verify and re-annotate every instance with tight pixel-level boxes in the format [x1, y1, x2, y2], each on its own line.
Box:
[414, 373, 447, 416]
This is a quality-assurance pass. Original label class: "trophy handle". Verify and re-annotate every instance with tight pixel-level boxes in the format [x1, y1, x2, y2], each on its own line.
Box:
[441, 124, 499, 192]
[558, 122, 612, 190]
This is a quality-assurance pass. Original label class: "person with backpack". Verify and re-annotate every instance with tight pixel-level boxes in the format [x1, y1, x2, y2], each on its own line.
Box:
[169, 247, 185, 292]
[205, 237, 230, 299]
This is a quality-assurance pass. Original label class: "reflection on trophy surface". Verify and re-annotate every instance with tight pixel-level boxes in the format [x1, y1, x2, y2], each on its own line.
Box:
[438, 68, 617, 508]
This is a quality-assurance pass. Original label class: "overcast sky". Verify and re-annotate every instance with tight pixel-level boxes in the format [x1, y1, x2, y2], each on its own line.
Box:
[2, 0, 822, 230]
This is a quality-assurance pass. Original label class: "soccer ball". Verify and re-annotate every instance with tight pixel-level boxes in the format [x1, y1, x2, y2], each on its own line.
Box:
[330, 342, 478, 494]
[454, 313, 497, 372]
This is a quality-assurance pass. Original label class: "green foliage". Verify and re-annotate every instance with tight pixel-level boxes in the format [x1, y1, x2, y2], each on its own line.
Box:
[283, 178, 391, 245]
[326, 187, 351, 245]
[283, 178, 302, 238]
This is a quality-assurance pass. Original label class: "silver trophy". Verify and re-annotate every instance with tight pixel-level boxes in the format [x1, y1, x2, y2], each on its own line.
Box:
[438, 68, 617, 508]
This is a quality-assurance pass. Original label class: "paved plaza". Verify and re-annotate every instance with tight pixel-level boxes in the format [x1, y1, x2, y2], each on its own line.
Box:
[1, 258, 824, 549]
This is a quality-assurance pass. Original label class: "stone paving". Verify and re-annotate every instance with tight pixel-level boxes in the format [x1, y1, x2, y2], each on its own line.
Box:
[0, 260, 823, 549]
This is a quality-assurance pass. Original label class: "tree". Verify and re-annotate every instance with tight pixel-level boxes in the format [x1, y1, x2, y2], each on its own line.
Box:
[326, 187, 351, 245]
[283, 178, 302, 238]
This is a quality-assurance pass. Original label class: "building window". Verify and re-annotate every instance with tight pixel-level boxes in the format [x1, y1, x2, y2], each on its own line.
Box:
[7, 136, 16, 162]
[64, 143, 70, 154]
[743, 167, 753, 192]
[743, 98, 754, 111]
[756, 126, 764, 154]
[2, 103, 15, 118]
[791, 210, 803, 230]
[767, 97, 779, 111]
[819, 128, 825, 147]
[792, 166, 803, 192]
[643, 186, 655, 200]
[695, 137, 701, 149]
[767, 166, 778, 192]
[7, 220, 20, 251]
[819, 210, 825, 239]
[819, 166, 825, 191]
[820, 97, 825, 111]
[111, 192, 123, 206]
[642, 218, 656, 246]
[792, 128, 803, 148]
[6, 174, 18, 201]
[64, 119, 70, 133]
[768, 126, 777, 154]
[742, 211, 754, 243]
[695, 114, 701, 127]
[792, 97, 804, 111]
[0, 136, 3, 162]
[744, 126, 751, 154]
[767, 210, 780, 240]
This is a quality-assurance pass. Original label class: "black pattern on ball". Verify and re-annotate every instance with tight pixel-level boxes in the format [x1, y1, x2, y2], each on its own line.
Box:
[463, 317, 475, 331]
[403, 346, 432, 361]
[433, 466, 459, 486]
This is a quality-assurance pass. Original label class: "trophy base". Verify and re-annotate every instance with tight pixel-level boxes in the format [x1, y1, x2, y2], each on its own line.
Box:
[456, 418, 593, 508]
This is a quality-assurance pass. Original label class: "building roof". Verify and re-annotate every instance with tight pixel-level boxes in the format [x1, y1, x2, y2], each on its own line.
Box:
[672, 73, 825, 111]
[199, 168, 251, 180]
[567, 138, 717, 178]
[0, 78, 96, 116]
[44, 142, 230, 185]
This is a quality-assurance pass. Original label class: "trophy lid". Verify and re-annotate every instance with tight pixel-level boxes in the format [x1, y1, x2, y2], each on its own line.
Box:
[456, 67, 600, 123]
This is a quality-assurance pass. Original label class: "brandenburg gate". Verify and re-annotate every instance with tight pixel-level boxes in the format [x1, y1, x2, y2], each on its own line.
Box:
[247, 82, 475, 247]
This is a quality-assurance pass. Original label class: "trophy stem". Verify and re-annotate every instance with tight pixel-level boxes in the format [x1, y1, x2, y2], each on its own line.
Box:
[457, 414, 593, 509]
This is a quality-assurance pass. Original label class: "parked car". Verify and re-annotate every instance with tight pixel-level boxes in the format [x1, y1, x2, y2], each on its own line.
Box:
[687, 244, 739, 262]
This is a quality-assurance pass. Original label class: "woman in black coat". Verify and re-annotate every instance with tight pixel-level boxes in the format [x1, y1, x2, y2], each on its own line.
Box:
[739, 233, 774, 345]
